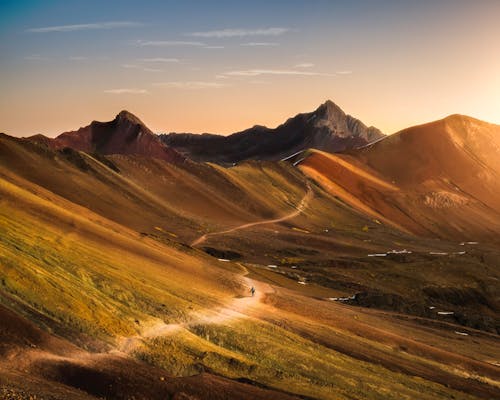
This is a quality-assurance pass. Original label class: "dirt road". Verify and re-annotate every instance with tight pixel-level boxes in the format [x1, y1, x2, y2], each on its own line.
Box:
[116, 264, 273, 354]
[191, 183, 313, 246]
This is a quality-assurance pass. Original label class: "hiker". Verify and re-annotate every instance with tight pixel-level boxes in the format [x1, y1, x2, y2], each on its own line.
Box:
[250, 286, 256, 297]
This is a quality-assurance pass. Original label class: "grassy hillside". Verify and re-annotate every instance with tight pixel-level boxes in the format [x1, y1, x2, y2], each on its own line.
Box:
[0, 135, 499, 399]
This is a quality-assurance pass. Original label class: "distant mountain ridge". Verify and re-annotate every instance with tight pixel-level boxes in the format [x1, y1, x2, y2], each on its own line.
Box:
[29, 110, 184, 163]
[159, 100, 384, 163]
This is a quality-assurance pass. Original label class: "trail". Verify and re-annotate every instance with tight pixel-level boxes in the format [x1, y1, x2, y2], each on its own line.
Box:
[115, 184, 315, 353]
[11, 265, 275, 376]
[11, 182, 313, 368]
[191, 182, 313, 247]
[115, 264, 274, 355]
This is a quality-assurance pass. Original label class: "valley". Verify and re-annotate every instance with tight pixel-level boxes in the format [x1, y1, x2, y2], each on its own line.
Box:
[0, 102, 499, 400]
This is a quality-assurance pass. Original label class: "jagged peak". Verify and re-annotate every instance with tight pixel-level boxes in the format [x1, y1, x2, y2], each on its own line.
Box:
[116, 110, 146, 126]
[316, 100, 345, 117]
[307, 100, 385, 140]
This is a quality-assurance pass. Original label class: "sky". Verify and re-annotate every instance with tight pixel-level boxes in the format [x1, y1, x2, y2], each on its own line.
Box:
[1, 0, 500, 137]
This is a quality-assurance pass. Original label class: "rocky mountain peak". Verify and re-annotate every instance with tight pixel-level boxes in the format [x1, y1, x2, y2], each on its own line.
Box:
[115, 110, 151, 133]
[316, 100, 346, 120]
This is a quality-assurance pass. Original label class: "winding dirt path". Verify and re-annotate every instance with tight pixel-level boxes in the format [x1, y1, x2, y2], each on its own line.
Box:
[115, 265, 274, 355]
[191, 183, 313, 247]
[8, 183, 314, 374]
[7, 265, 275, 383]
[11, 184, 313, 369]
[117, 184, 315, 356]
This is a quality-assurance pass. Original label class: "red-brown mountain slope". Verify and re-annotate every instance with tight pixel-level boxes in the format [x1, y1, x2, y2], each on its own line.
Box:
[29, 110, 183, 163]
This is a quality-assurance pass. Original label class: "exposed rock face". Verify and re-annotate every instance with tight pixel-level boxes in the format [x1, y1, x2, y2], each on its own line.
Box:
[31, 111, 183, 163]
[160, 100, 384, 163]
[423, 191, 470, 208]
[312, 100, 383, 142]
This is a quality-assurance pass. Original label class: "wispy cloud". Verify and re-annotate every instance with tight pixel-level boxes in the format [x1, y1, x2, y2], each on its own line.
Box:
[188, 27, 289, 38]
[336, 70, 353, 75]
[240, 42, 279, 47]
[222, 69, 333, 77]
[104, 88, 149, 94]
[27, 21, 143, 33]
[24, 54, 45, 60]
[136, 40, 204, 47]
[203, 45, 225, 49]
[294, 62, 314, 68]
[69, 56, 87, 61]
[153, 81, 226, 89]
[139, 57, 180, 63]
[121, 64, 163, 72]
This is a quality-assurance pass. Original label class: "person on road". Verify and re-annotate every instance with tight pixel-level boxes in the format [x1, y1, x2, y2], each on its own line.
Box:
[250, 286, 256, 297]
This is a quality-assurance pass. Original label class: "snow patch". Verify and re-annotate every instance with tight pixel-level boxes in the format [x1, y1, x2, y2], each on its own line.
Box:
[387, 249, 412, 254]
[328, 295, 356, 302]
[293, 157, 305, 167]
[280, 149, 305, 162]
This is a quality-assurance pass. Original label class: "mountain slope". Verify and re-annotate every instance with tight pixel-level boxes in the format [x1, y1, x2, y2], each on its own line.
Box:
[29, 110, 184, 163]
[1, 126, 500, 399]
[160, 100, 384, 163]
[299, 114, 500, 239]
[1, 150, 498, 399]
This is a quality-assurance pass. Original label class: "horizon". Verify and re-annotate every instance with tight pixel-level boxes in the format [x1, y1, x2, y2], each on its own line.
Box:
[11, 100, 498, 140]
[1, 0, 500, 137]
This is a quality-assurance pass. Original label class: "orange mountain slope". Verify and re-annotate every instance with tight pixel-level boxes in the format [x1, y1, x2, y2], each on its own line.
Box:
[300, 115, 500, 240]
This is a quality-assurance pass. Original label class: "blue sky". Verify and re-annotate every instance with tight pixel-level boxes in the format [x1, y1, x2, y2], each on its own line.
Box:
[1, 0, 499, 136]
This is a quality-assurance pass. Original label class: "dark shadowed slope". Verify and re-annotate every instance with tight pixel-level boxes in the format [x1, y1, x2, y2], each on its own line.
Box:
[160, 100, 384, 163]
[29, 110, 184, 163]
[300, 114, 500, 240]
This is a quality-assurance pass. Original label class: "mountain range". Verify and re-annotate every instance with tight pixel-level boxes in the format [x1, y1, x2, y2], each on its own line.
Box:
[22, 100, 500, 241]
[1, 100, 499, 400]
[160, 100, 384, 163]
